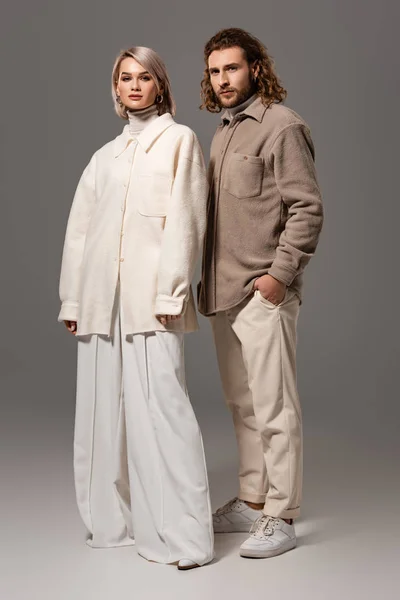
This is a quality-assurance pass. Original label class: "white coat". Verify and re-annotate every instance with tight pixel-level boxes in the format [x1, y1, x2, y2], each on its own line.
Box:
[58, 113, 208, 336]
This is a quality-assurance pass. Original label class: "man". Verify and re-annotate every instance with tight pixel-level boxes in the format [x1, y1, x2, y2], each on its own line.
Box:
[198, 28, 323, 559]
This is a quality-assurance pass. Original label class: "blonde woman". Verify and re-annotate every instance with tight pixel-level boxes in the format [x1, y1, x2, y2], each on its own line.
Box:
[58, 47, 214, 570]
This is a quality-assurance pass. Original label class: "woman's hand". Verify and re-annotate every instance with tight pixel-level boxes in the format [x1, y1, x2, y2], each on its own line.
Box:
[64, 320, 77, 335]
[156, 314, 182, 326]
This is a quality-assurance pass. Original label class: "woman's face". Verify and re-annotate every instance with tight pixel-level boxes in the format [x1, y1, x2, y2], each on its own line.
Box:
[116, 57, 160, 111]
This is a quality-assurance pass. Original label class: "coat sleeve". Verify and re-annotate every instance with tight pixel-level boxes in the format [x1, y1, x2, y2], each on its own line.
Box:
[58, 153, 97, 322]
[268, 123, 324, 286]
[154, 132, 208, 316]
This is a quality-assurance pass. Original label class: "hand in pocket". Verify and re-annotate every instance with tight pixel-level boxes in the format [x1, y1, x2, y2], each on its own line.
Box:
[254, 275, 286, 306]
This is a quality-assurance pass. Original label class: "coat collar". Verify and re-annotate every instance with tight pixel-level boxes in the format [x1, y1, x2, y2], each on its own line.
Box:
[113, 112, 175, 157]
[221, 95, 268, 126]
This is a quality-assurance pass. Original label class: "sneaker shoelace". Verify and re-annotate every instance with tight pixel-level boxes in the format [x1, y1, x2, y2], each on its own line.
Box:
[215, 498, 240, 515]
[250, 515, 279, 539]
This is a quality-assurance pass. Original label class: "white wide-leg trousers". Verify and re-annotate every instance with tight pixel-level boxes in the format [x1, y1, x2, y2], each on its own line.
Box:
[74, 293, 214, 565]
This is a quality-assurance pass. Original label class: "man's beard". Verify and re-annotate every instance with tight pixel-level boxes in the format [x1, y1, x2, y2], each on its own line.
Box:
[217, 81, 255, 108]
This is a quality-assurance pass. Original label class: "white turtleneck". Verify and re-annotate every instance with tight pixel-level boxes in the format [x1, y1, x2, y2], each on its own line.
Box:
[127, 104, 159, 137]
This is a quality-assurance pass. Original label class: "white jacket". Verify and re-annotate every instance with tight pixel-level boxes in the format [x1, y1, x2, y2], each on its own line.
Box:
[58, 113, 208, 336]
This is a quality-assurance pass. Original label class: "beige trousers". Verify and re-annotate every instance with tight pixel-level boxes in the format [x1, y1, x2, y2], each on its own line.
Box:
[210, 288, 302, 519]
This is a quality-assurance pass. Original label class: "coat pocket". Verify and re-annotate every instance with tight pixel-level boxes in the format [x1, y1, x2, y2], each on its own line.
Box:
[137, 174, 172, 217]
[223, 153, 264, 199]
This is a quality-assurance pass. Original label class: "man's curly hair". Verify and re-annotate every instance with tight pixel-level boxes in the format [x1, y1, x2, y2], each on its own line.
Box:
[200, 28, 287, 113]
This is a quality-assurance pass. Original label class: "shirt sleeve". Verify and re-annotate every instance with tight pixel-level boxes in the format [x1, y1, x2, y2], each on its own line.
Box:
[58, 153, 97, 322]
[268, 123, 324, 286]
[155, 133, 208, 316]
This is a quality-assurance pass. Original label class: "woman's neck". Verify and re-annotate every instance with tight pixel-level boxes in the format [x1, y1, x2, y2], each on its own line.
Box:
[127, 104, 159, 136]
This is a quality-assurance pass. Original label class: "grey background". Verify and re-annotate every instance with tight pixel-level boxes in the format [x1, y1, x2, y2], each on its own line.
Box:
[1, 1, 399, 599]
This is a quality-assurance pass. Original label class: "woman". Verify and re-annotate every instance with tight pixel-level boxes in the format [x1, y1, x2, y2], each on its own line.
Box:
[58, 46, 214, 570]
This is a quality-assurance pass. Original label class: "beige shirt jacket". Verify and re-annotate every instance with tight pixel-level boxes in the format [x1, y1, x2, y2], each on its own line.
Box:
[58, 113, 208, 336]
[198, 98, 324, 316]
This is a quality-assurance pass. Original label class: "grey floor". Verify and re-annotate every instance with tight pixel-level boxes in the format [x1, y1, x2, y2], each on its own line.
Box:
[2, 368, 399, 600]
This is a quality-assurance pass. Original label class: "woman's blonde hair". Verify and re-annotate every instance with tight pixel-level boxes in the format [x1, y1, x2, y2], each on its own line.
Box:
[111, 46, 176, 119]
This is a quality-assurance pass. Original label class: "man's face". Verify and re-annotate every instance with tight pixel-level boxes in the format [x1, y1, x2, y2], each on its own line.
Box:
[208, 46, 255, 109]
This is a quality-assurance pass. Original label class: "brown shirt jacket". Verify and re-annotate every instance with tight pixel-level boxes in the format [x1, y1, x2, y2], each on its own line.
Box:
[198, 97, 324, 316]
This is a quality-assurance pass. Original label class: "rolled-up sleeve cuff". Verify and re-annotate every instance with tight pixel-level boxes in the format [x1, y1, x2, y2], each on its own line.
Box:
[58, 301, 79, 322]
[155, 295, 185, 316]
[268, 264, 298, 287]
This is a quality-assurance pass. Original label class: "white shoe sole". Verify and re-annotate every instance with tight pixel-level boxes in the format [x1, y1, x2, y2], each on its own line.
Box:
[177, 560, 200, 571]
[214, 522, 254, 533]
[240, 538, 296, 558]
[177, 555, 215, 570]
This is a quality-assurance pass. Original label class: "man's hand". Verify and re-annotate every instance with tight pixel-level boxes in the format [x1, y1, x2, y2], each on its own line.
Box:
[254, 275, 286, 306]
[156, 314, 182, 326]
[64, 320, 77, 335]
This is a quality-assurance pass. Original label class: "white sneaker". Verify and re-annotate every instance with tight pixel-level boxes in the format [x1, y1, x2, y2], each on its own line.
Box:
[213, 498, 263, 533]
[177, 559, 200, 571]
[240, 515, 296, 558]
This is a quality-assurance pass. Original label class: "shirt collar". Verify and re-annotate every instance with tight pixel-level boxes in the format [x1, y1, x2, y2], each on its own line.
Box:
[221, 95, 268, 126]
[113, 112, 175, 157]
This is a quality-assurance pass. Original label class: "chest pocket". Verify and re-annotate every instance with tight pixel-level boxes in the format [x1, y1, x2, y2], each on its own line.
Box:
[137, 174, 172, 217]
[223, 153, 264, 199]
